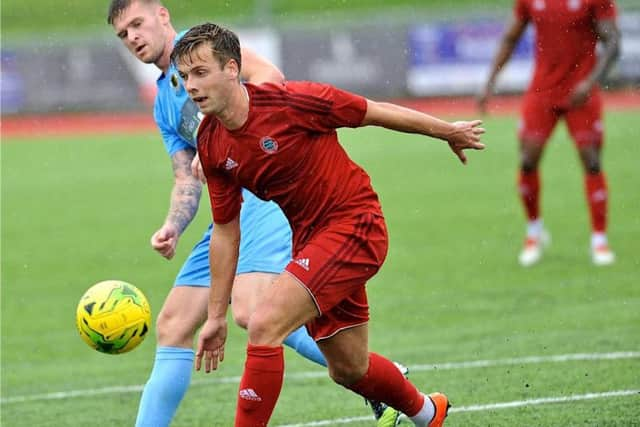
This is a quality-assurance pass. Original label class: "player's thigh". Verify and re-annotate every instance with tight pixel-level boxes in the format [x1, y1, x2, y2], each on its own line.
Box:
[156, 286, 209, 346]
[318, 323, 369, 382]
[246, 271, 319, 346]
[565, 89, 604, 148]
[231, 272, 279, 329]
[287, 213, 387, 314]
[519, 91, 559, 145]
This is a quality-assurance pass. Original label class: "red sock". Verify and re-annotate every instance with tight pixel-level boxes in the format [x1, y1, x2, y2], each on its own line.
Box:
[346, 353, 425, 417]
[235, 344, 284, 427]
[585, 172, 608, 233]
[518, 170, 540, 221]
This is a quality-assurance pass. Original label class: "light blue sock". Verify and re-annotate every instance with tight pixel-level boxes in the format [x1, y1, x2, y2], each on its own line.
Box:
[135, 346, 194, 427]
[283, 326, 327, 367]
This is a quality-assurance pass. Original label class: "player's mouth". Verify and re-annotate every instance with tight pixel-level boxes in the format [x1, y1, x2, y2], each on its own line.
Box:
[193, 96, 208, 104]
[135, 44, 147, 55]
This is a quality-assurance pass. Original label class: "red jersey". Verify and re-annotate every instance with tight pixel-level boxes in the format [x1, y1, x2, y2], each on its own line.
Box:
[197, 81, 383, 250]
[515, 0, 617, 93]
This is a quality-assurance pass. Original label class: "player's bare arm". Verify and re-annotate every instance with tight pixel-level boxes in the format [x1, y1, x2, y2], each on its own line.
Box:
[362, 100, 486, 164]
[239, 47, 285, 85]
[570, 18, 621, 107]
[150, 148, 202, 259]
[477, 17, 528, 113]
[195, 214, 240, 373]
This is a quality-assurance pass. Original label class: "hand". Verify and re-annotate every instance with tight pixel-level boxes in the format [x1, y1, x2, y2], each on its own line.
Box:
[150, 223, 179, 259]
[191, 153, 206, 184]
[476, 81, 495, 115]
[569, 80, 592, 108]
[445, 120, 486, 164]
[195, 317, 228, 373]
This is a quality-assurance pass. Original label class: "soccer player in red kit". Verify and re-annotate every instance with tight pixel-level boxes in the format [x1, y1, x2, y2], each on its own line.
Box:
[478, 0, 620, 266]
[172, 23, 485, 427]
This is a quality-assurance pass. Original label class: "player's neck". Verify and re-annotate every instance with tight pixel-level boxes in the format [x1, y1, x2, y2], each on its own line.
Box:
[157, 27, 178, 74]
[217, 83, 250, 131]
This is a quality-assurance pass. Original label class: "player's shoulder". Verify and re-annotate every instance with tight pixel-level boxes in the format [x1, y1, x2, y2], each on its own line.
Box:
[248, 81, 330, 96]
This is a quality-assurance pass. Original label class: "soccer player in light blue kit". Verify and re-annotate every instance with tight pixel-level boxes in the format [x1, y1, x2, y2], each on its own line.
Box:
[107, 1, 342, 426]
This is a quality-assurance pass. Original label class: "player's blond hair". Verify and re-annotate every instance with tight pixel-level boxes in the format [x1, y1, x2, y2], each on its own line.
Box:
[107, 0, 163, 25]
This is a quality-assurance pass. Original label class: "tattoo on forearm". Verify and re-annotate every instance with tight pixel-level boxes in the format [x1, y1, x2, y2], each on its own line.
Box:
[167, 149, 202, 235]
[168, 182, 201, 234]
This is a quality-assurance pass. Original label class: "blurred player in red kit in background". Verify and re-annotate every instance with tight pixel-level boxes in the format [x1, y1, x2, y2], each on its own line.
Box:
[478, 0, 621, 266]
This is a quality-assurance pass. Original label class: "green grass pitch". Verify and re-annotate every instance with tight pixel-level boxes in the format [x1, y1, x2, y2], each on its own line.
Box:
[1, 110, 639, 425]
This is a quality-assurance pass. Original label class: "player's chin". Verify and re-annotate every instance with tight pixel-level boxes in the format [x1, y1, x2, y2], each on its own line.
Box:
[196, 102, 214, 115]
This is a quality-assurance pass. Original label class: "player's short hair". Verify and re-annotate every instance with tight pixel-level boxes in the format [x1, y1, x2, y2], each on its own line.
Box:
[171, 23, 242, 73]
[107, 0, 162, 25]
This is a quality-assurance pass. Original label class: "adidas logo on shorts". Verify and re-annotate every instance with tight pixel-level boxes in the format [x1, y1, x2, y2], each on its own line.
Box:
[294, 258, 310, 271]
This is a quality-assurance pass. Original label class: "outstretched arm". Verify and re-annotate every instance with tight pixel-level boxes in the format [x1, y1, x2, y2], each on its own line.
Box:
[569, 18, 620, 107]
[362, 100, 486, 164]
[150, 148, 202, 259]
[477, 17, 528, 113]
[195, 214, 240, 373]
[240, 46, 285, 85]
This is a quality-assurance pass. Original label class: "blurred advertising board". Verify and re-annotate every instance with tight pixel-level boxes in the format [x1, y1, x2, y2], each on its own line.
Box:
[407, 20, 534, 97]
[407, 13, 640, 97]
[280, 24, 408, 98]
[616, 12, 640, 84]
[1, 51, 26, 113]
[1, 40, 143, 114]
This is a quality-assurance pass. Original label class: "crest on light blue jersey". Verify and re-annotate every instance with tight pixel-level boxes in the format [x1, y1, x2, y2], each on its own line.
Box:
[170, 73, 180, 92]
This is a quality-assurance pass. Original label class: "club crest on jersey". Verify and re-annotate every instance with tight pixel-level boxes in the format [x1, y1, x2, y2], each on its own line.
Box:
[567, 0, 581, 10]
[259, 136, 278, 154]
[170, 73, 180, 91]
[533, 0, 545, 10]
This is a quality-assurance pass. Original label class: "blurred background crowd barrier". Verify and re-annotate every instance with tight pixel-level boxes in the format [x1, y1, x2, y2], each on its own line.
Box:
[1, 3, 639, 115]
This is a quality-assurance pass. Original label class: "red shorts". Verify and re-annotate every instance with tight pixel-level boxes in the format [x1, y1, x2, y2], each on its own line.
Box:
[519, 87, 603, 147]
[285, 212, 388, 341]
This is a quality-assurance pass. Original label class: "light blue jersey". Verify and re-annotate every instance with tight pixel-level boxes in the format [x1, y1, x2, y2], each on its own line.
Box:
[154, 32, 292, 286]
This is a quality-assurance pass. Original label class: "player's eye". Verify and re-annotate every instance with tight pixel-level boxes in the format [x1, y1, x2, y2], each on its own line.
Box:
[118, 31, 127, 39]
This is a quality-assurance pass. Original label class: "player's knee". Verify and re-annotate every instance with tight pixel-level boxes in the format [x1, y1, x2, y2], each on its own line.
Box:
[231, 308, 250, 330]
[520, 153, 540, 173]
[581, 154, 601, 174]
[585, 162, 601, 174]
[156, 307, 195, 347]
[246, 310, 283, 346]
[327, 359, 368, 386]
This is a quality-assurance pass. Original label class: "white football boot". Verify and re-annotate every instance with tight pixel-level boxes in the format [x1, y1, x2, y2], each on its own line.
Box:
[518, 230, 550, 267]
[591, 244, 615, 266]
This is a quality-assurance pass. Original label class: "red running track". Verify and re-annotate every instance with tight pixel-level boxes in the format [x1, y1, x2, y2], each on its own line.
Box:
[2, 91, 638, 139]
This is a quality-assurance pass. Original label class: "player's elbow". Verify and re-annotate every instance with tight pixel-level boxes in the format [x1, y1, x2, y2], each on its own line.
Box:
[270, 69, 285, 85]
[250, 68, 285, 85]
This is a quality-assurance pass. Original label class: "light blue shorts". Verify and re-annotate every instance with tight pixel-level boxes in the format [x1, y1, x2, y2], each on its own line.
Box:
[174, 189, 292, 287]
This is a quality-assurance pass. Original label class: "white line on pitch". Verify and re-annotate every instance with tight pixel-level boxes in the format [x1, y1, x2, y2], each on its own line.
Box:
[275, 390, 640, 427]
[2, 351, 638, 404]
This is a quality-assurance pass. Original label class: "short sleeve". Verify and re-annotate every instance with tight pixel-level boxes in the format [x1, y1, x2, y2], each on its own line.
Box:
[514, 0, 530, 22]
[593, 0, 617, 20]
[154, 99, 192, 156]
[205, 169, 243, 225]
[197, 116, 242, 224]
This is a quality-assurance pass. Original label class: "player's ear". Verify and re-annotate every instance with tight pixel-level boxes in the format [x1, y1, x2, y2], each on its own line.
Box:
[158, 6, 170, 25]
[225, 59, 240, 79]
